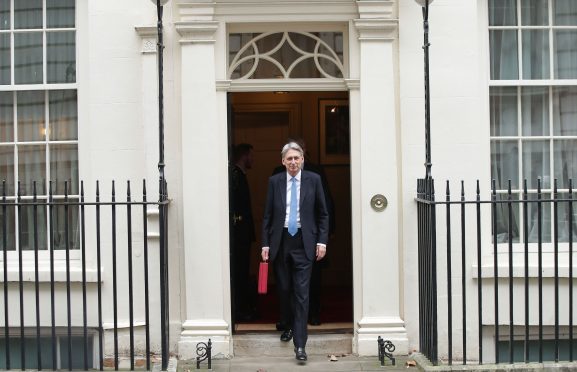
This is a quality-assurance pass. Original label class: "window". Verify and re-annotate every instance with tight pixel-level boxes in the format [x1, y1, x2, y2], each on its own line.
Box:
[0, 0, 79, 253]
[228, 32, 345, 79]
[489, 0, 577, 244]
[0, 335, 94, 369]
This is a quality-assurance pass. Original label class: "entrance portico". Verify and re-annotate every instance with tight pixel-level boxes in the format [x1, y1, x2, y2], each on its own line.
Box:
[168, 0, 407, 358]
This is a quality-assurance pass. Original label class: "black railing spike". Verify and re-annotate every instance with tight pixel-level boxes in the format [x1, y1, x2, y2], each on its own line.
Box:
[2, 178, 9, 369]
[461, 180, 464, 199]
[33, 181, 42, 370]
[96, 180, 100, 197]
[143, 179, 147, 198]
[446, 180, 450, 196]
[570, 178, 574, 362]
[476, 180, 480, 196]
[65, 180, 69, 199]
[81, 180, 84, 196]
[554, 177, 560, 362]
[507, 178, 514, 363]
[127, 180, 131, 198]
[524, 179, 527, 194]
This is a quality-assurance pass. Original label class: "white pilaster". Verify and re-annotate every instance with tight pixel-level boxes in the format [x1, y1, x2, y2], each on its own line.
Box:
[352, 5, 408, 355]
[176, 18, 232, 359]
[135, 26, 160, 198]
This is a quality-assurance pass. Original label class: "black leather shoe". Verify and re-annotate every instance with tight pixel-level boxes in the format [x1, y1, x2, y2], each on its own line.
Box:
[308, 315, 321, 326]
[280, 329, 293, 342]
[295, 347, 307, 361]
[275, 321, 286, 331]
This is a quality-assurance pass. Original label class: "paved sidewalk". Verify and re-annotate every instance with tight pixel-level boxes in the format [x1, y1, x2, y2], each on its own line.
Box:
[178, 355, 412, 372]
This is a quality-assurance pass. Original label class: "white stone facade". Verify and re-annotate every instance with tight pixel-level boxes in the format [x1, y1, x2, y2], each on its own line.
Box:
[2, 0, 576, 365]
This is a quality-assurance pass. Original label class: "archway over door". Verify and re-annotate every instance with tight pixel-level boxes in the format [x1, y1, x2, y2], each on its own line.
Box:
[228, 91, 352, 332]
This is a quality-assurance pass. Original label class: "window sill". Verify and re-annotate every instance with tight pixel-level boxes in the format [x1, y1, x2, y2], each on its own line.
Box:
[0, 262, 101, 283]
[473, 262, 577, 279]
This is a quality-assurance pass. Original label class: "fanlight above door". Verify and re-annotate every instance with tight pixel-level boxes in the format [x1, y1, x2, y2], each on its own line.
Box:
[228, 31, 345, 80]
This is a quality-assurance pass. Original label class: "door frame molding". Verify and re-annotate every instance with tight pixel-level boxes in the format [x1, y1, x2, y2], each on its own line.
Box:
[217, 79, 358, 92]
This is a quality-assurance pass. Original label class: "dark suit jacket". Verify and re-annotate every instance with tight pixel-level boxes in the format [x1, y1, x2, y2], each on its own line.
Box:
[262, 170, 329, 262]
[273, 161, 335, 234]
[229, 164, 255, 244]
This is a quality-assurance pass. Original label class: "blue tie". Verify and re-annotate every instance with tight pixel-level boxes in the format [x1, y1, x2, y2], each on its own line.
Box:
[288, 177, 298, 236]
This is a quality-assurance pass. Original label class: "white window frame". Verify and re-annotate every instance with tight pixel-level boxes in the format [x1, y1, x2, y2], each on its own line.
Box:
[0, 0, 80, 262]
[489, 0, 577, 251]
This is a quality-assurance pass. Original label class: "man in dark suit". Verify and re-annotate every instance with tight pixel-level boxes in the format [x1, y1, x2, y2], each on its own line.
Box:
[272, 139, 335, 327]
[261, 142, 329, 362]
[229, 144, 256, 321]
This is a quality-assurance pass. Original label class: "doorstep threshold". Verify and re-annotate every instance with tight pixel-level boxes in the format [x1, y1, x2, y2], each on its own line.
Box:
[234, 321, 353, 333]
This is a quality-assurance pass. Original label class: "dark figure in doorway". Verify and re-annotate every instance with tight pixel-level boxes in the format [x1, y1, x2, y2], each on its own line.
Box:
[229, 143, 256, 321]
[272, 139, 335, 326]
[262, 141, 329, 362]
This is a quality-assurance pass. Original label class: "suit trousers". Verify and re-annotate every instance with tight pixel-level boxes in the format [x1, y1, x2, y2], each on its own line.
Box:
[274, 229, 313, 348]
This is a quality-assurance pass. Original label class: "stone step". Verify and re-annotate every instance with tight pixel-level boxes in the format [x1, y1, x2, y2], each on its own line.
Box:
[232, 332, 353, 357]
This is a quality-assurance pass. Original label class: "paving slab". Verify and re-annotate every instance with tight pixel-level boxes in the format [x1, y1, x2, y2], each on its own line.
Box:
[178, 355, 411, 372]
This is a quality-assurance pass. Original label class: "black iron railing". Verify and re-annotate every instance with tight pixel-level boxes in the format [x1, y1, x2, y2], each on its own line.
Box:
[1, 179, 170, 371]
[417, 177, 576, 365]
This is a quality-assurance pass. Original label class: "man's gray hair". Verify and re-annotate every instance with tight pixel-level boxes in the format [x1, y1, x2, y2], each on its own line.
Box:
[281, 142, 304, 159]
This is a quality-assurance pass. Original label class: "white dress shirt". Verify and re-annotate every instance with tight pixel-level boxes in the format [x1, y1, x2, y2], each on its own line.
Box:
[284, 170, 301, 229]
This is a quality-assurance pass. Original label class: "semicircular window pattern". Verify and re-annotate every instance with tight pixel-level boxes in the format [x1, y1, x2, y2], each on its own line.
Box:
[228, 31, 345, 80]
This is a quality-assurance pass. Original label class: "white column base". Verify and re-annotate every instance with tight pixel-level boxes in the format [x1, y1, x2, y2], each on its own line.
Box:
[177, 319, 231, 359]
[354, 317, 409, 356]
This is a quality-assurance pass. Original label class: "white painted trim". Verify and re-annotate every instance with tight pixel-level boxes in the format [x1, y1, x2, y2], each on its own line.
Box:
[175, 20, 219, 44]
[216, 78, 351, 92]
[353, 18, 398, 40]
[214, 1, 357, 23]
[181, 318, 230, 336]
[227, 22, 349, 34]
[135, 25, 158, 54]
[0, 265, 101, 282]
[356, 0, 395, 19]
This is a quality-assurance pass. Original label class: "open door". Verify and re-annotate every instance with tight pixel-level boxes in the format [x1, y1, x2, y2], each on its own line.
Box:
[228, 91, 352, 333]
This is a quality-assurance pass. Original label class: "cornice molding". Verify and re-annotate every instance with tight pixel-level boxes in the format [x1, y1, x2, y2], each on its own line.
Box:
[175, 21, 219, 44]
[176, 1, 216, 22]
[215, 1, 356, 22]
[135, 25, 158, 54]
[353, 18, 398, 41]
[356, 0, 395, 19]
[176, 0, 356, 22]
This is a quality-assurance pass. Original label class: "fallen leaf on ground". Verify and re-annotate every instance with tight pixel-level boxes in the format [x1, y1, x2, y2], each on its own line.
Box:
[405, 360, 417, 367]
[329, 355, 338, 362]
